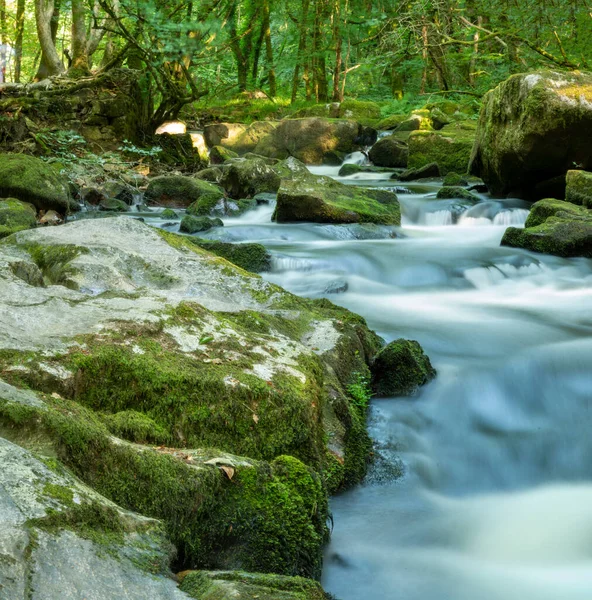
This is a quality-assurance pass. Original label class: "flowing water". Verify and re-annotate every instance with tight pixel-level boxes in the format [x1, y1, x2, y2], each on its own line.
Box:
[158, 165, 592, 599]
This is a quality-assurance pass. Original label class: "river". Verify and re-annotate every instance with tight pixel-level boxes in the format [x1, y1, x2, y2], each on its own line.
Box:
[161, 164, 592, 599]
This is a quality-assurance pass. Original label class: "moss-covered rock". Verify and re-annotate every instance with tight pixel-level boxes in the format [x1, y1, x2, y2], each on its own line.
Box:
[210, 145, 239, 165]
[395, 109, 432, 132]
[254, 118, 362, 164]
[371, 339, 436, 397]
[338, 164, 394, 177]
[0, 154, 78, 214]
[274, 172, 400, 225]
[338, 99, 381, 125]
[204, 122, 279, 156]
[194, 241, 272, 272]
[565, 169, 592, 207]
[99, 198, 129, 212]
[179, 570, 326, 599]
[501, 198, 592, 257]
[203, 123, 248, 148]
[180, 215, 223, 234]
[396, 162, 440, 182]
[220, 158, 281, 199]
[443, 172, 469, 187]
[469, 70, 592, 198]
[145, 176, 225, 209]
[161, 208, 179, 219]
[408, 125, 475, 175]
[376, 114, 408, 131]
[0, 198, 37, 238]
[436, 186, 480, 201]
[368, 135, 408, 168]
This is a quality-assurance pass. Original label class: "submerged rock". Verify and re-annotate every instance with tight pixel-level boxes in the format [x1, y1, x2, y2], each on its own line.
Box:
[436, 186, 480, 202]
[0, 198, 37, 238]
[371, 339, 437, 397]
[0, 153, 78, 214]
[469, 70, 592, 198]
[501, 198, 592, 257]
[179, 215, 223, 233]
[275, 172, 400, 225]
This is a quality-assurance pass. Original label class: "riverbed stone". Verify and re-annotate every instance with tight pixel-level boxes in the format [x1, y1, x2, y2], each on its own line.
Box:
[275, 172, 400, 225]
[0, 154, 78, 214]
[180, 214, 223, 233]
[565, 169, 592, 207]
[0, 198, 37, 238]
[371, 339, 437, 397]
[220, 157, 281, 198]
[469, 70, 592, 198]
[369, 135, 408, 168]
[436, 186, 480, 201]
[145, 176, 225, 209]
[501, 198, 592, 257]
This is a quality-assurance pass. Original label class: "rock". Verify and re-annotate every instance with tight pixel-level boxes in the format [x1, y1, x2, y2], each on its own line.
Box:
[566, 170, 592, 207]
[220, 158, 281, 199]
[338, 99, 381, 124]
[0, 217, 384, 577]
[179, 215, 223, 233]
[396, 162, 440, 181]
[338, 164, 393, 177]
[80, 187, 108, 206]
[195, 166, 226, 184]
[325, 280, 348, 294]
[0, 198, 37, 238]
[160, 208, 179, 219]
[39, 210, 63, 225]
[369, 135, 408, 168]
[210, 145, 239, 165]
[254, 118, 362, 164]
[145, 176, 225, 209]
[203, 122, 247, 148]
[193, 241, 272, 273]
[371, 339, 437, 397]
[322, 150, 347, 166]
[204, 122, 277, 155]
[408, 124, 475, 175]
[469, 71, 592, 198]
[429, 107, 452, 130]
[443, 172, 469, 186]
[501, 198, 592, 258]
[274, 172, 400, 225]
[395, 109, 432, 132]
[0, 154, 77, 213]
[179, 570, 326, 599]
[355, 126, 378, 147]
[376, 114, 407, 131]
[99, 198, 129, 212]
[102, 181, 136, 205]
[436, 186, 480, 201]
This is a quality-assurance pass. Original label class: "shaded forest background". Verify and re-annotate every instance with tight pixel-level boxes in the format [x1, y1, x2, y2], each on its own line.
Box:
[2, 0, 592, 125]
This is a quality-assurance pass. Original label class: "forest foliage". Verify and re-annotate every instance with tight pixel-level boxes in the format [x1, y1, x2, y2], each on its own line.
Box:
[1, 0, 591, 120]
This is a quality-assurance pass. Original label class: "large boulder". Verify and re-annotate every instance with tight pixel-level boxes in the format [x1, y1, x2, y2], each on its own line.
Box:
[220, 157, 281, 198]
[407, 124, 475, 175]
[145, 176, 225, 209]
[371, 339, 437, 397]
[179, 215, 223, 233]
[501, 198, 592, 257]
[274, 172, 400, 224]
[0, 198, 37, 238]
[0, 154, 78, 214]
[565, 169, 592, 207]
[254, 118, 363, 164]
[204, 121, 278, 155]
[369, 135, 408, 168]
[469, 71, 592, 198]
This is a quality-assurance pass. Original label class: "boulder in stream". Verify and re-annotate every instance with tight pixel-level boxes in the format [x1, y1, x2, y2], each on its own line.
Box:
[145, 175, 225, 209]
[501, 198, 592, 258]
[179, 214, 223, 233]
[469, 71, 592, 199]
[275, 172, 400, 225]
[369, 135, 409, 168]
[371, 339, 437, 397]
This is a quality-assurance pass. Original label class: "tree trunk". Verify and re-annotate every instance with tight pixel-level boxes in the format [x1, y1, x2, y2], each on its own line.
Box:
[0, 0, 6, 82]
[262, 0, 276, 97]
[312, 0, 328, 102]
[69, 0, 90, 76]
[331, 0, 342, 101]
[291, 0, 310, 102]
[14, 0, 25, 82]
[35, 0, 65, 79]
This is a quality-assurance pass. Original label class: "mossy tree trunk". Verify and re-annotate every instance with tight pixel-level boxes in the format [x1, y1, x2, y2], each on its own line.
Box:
[35, 0, 65, 79]
[69, 0, 90, 77]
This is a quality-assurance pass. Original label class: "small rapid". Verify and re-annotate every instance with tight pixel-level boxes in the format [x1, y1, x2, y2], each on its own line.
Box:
[157, 164, 592, 598]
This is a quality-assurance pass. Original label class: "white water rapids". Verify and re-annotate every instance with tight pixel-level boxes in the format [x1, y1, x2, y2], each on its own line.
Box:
[153, 166, 592, 599]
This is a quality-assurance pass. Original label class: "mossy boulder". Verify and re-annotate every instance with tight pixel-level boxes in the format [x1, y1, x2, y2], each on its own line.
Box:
[275, 172, 400, 225]
[0, 153, 78, 214]
[0, 198, 37, 238]
[338, 99, 381, 125]
[436, 186, 480, 202]
[501, 198, 592, 257]
[180, 215, 223, 234]
[376, 114, 408, 131]
[371, 339, 436, 397]
[210, 145, 239, 165]
[204, 122, 278, 156]
[368, 135, 408, 168]
[443, 172, 469, 187]
[161, 208, 179, 219]
[254, 118, 362, 164]
[469, 70, 592, 198]
[99, 198, 129, 212]
[408, 125, 475, 175]
[179, 570, 326, 599]
[396, 162, 440, 182]
[565, 169, 592, 207]
[395, 109, 432, 132]
[203, 123, 248, 148]
[194, 241, 272, 272]
[145, 176, 225, 209]
[220, 158, 281, 199]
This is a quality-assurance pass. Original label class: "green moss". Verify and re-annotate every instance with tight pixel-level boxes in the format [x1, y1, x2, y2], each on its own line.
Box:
[436, 186, 479, 201]
[371, 339, 436, 397]
[160, 208, 178, 219]
[408, 126, 475, 175]
[20, 242, 88, 288]
[101, 410, 171, 445]
[376, 114, 407, 130]
[180, 215, 223, 234]
[0, 198, 37, 239]
[42, 482, 75, 507]
[145, 176, 224, 209]
[194, 241, 271, 273]
[442, 172, 469, 187]
[566, 170, 592, 207]
[210, 145, 239, 164]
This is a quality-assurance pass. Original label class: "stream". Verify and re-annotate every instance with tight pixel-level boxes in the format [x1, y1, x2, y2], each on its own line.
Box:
[158, 164, 592, 599]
